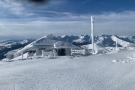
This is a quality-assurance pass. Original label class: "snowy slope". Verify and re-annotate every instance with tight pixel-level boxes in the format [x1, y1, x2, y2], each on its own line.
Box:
[16, 43, 33, 56]
[81, 43, 118, 54]
[111, 35, 134, 47]
[15, 36, 51, 56]
[1, 50, 135, 90]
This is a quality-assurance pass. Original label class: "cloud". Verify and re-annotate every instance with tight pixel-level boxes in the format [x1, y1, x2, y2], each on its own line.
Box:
[0, 0, 67, 18]
[0, 0, 25, 15]
[0, 10, 135, 39]
[0, 0, 135, 39]
[0, 0, 135, 18]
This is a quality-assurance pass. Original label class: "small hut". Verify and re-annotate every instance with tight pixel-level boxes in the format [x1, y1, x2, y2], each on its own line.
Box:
[54, 41, 80, 56]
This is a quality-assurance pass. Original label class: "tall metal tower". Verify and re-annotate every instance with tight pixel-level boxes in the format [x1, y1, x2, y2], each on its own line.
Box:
[91, 16, 95, 54]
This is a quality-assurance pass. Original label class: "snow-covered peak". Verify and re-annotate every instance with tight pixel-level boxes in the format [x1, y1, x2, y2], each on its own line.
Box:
[61, 35, 68, 38]
[20, 40, 29, 45]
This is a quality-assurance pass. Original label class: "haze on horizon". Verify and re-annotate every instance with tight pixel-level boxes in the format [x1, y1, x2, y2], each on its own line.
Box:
[0, 0, 135, 40]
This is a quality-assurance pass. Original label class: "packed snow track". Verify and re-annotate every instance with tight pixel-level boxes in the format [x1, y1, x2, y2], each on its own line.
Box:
[0, 50, 135, 90]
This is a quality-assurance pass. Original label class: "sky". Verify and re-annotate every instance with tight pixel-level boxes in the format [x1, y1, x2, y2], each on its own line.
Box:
[0, 0, 135, 39]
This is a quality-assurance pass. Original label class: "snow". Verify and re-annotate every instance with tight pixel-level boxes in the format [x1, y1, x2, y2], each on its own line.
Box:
[73, 35, 88, 44]
[20, 40, 29, 45]
[16, 43, 33, 56]
[81, 44, 119, 54]
[1, 49, 135, 90]
[111, 35, 133, 47]
[13, 53, 29, 60]
[11, 35, 135, 57]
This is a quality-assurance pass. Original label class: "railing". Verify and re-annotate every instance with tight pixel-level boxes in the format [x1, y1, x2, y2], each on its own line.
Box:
[71, 49, 86, 55]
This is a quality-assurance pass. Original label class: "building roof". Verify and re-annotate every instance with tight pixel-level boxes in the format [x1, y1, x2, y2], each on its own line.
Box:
[54, 41, 80, 49]
[33, 36, 56, 46]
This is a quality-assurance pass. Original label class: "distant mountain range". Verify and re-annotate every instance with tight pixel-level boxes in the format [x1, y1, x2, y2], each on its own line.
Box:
[45, 34, 135, 47]
[1, 34, 135, 60]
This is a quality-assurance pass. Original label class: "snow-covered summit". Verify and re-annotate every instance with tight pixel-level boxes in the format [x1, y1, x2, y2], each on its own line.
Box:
[2, 34, 135, 61]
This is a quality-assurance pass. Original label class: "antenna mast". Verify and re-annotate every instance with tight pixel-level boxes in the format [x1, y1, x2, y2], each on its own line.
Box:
[91, 16, 95, 54]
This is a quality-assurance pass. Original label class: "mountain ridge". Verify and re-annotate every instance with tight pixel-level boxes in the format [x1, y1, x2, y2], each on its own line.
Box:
[1, 34, 135, 60]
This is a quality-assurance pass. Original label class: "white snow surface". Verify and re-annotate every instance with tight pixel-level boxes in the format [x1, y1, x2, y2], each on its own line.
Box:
[111, 35, 133, 47]
[1, 50, 135, 90]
